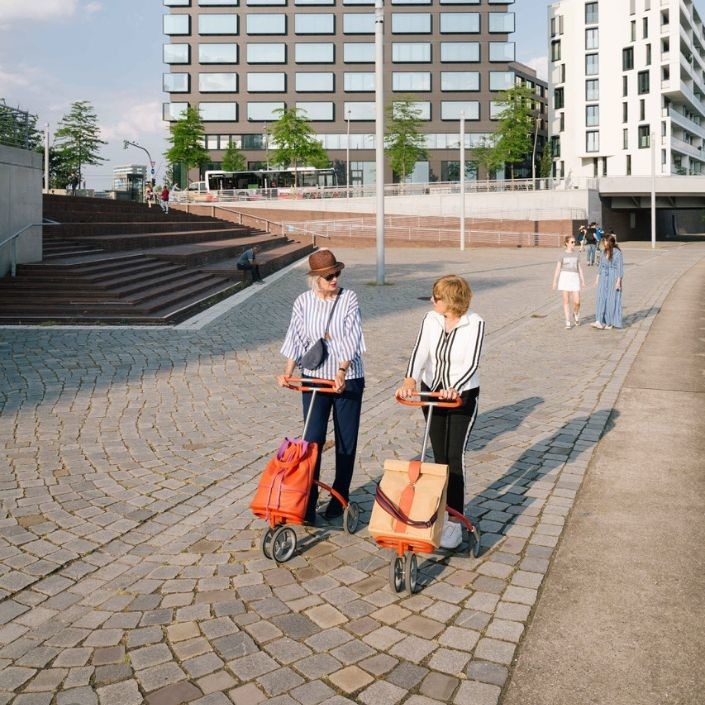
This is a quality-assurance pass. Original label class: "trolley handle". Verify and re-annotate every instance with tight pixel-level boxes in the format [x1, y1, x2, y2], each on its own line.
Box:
[395, 390, 462, 408]
[283, 376, 338, 393]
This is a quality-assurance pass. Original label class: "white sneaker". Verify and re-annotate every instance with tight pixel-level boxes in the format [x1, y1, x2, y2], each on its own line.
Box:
[565, 321, 572, 329]
[591, 321, 604, 329]
[574, 314, 580, 326]
[440, 518, 462, 549]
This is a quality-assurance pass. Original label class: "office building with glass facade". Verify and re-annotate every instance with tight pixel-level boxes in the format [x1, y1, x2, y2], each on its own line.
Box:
[163, 0, 534, 185]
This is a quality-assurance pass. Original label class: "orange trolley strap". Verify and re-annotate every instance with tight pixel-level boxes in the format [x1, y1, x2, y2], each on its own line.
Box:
[374, 461, 439, 533]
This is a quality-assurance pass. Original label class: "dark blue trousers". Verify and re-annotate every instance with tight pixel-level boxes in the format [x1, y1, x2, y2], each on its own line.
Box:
[301, 377, 365, 518]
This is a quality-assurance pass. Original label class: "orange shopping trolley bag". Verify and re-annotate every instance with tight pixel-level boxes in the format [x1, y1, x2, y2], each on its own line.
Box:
[250, 436, 318, 526]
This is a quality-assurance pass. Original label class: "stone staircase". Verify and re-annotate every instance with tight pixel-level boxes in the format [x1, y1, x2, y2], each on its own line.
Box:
[0, 195, 314, 325]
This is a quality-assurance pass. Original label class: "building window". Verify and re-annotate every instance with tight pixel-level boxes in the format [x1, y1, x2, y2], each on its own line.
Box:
[247, 14, 285, 34]
[489, 12, 514, 33]
[551, 135, 561, 158]
[199, 14, 238, 34]
[551, 40, 561, 62]
[295, 72, 334, 92]
[392, 72, 432, 91]
[343, 43, 375, 62]
[295, 102, 334, 120]
[640, 99, 645, 120]
[554, 87, 564, 110]
[248, 0, 285, 4]
[623, 75, 628, 96]
[344, 72, 376, 91]
[586, 130, 599, 152]
[440, 101, 480, 120]
[440, 42, 479, 62]
[626, 154, 631, 174]
[489, 42, 515, 62]
[585, 2, 598, 24]
[623, 128, 628, 149]
[622, 102, 628, 122]
[489, 71, 514, 91]
[295, 14, 335, 34]
[630, 20, 636, 41]
[247, 43, 286, 63]
[394, 42, 433, 62]
[638, 70, 650, 94]
[623, 47, 634, 70]
[295, 43, 334, 63]
[343, 13, 375, 33]
[585, 53, 599, 75]
[585, 78, 599, 100]
[163, 73, 189, 93]
[199, 73, 238, 92]
[247, 102, 285, 121]
[392, 100, 430, 120]
[345, 102, 376, 120]
[440, 13, 480, 33]
[199, 0, 238, 5]
[296, 0, 335, 4]
[645, 43, 651, 65]
[638, 125, 650, 148]
[393, 13, 432, 33]
[442, 71, 480, 91]
[586, 105, 599, 126]
[165, 0, 190, 5]
[164, 44, 190, 64]
[585, 28, 598, 50]
[642, 17, 648, 38]
[559, 112, 565, 131]
[247, 72, 286, 92]
[199, 102, 237, 121]
[199, 43, 238, 63]
[164, 15, 190, 35]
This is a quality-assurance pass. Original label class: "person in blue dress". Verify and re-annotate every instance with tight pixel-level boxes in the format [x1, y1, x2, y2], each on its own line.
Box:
[591, 235, 623, 329]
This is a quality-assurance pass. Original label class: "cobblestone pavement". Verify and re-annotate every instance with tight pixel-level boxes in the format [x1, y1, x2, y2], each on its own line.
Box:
[1, 242, 703, 705]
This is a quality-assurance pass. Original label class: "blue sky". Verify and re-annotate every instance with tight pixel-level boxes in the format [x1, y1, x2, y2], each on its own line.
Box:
[0, 0, 679, 189]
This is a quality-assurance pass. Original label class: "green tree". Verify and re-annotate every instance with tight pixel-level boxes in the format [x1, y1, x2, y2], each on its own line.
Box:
[491, 84, 536, 180]
[539, 140, 553, 178]
[164, 106, 210, 186]
[269, 107, 330, 187]
[472, 136, 503, 180]
[384, 97, 428, 183]
[221, 141, 247, 171]
[53, 100, 107, 187]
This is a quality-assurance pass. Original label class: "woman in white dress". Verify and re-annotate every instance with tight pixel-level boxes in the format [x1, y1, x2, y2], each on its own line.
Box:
[552, 235, 586, 329]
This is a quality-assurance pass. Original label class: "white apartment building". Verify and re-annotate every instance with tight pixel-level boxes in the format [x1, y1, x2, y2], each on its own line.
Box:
[548, 0, 705, 179]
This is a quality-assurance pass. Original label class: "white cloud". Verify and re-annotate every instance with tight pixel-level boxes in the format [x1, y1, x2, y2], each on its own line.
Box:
[99, 101, 165, 142]
[0, 0, 79, 23]
[83, 2, 103, 15]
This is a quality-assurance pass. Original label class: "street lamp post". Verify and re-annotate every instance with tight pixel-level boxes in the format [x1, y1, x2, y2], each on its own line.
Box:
[123, 139, 154, 189]
[650, 131, 656, 249]
[374, 0, 385, 285]
[44, 123, 49, 194]
[531, 116, 540, 188]
[346, 109, 351, 200]
[460, 111, 465, 251]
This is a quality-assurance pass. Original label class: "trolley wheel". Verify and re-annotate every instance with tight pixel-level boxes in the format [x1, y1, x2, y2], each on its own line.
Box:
[260, 527, 274, 559]
[468, 525, 482, 558]
[271, 525, 297, 563]
[343, 502, 360, 534]
[389, 555, 405, 593]
[404, 551, 418, 595]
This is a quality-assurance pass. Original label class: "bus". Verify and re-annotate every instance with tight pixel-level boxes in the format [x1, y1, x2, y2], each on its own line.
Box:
[201, 167, 338, 199]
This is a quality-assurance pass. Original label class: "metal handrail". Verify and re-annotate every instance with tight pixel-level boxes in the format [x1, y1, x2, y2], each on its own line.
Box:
[0, 220, 59, 277]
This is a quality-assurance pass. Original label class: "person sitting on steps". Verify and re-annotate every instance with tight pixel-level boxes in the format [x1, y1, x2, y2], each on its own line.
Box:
[236, 246, 264, 284]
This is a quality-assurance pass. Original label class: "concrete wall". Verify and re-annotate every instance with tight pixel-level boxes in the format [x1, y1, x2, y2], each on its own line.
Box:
[0, 145, 43, 278]
[222, 187, 592, 222]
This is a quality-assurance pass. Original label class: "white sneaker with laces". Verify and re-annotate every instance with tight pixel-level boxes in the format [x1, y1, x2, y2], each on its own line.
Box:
[565, 321, 572, 329]
[440, 518, 463, 549]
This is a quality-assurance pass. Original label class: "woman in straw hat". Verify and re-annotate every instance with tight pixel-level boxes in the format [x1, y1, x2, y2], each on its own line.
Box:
[278, 249, 366, 524]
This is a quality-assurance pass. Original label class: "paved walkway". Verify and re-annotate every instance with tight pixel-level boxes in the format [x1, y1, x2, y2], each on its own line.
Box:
[0, 242, 703, 705]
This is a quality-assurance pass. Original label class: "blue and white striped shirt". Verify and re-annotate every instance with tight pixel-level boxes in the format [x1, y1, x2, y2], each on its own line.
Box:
[405, 310, 484, 392]
[281, 288, 366, 379]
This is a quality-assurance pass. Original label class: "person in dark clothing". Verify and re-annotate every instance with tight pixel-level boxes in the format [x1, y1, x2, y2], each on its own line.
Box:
[236, 246, 264, 283]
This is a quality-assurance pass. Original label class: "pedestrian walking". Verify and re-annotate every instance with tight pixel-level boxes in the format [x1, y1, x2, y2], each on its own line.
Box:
[592, 234, 623, 329]
[577, 224, 587, 253]
[552, 235, 586, 329]
[277, 249, 366, 525]
[395, 274, 485, 550]
[584, 225, 598, 266]
[145, 185, 155, 208]
[160, 185, 170, 214]
[236, 246, 264, 284]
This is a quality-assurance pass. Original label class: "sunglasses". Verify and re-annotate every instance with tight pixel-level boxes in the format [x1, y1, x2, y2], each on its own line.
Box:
[322, 270, 342, 281]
